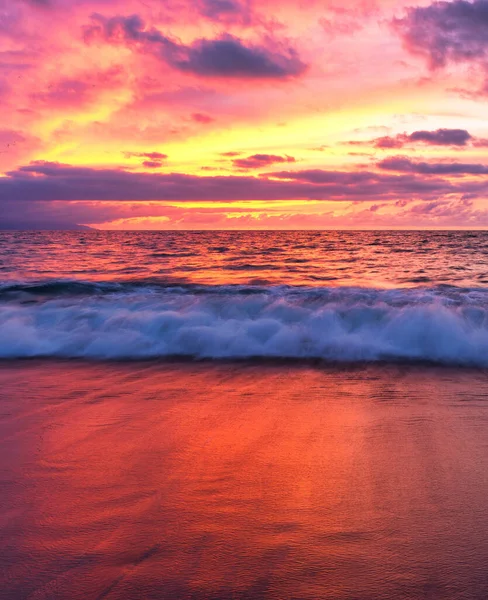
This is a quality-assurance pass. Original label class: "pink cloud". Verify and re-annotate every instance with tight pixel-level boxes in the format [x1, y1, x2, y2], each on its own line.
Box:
[191, 112, 214, 123]
[233, 154, 296, 169]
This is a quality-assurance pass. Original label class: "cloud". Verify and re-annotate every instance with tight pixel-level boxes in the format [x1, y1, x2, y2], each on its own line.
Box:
[320, 2, 378, 37]
[473, 138, 488, 147]
[0, 129, 43, 171]
[349, 128, 475, 149]
[198, 0, 252, 23]
[265, 167, 480, 197]
[394, 0, 488, 69]
[123, 151, 168, 168]
[22, 0, 53, 7]
[347, 136, 405, 149]
[378, 155, 488, 175]
[409, 128, 472, 146]
[0, 50, 36, 72]
[0, 129, 28, 149]
[0, 2, 25, 38]
[142, 161, 163, 169]
[3, 160, 487, 207]
[191, 112, 214, 124]
[123, 151, 168, 160]
[31, 78, 92, 108]
[29, 67, 125, 110]
[5, 195, 488, 231]
[162, 35, 307, 79]
[232, 154, 296, 168]
[84, 14, 307, 79]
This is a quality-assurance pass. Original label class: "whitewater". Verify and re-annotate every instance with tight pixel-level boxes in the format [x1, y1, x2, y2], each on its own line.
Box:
[2, 281, 488, 365]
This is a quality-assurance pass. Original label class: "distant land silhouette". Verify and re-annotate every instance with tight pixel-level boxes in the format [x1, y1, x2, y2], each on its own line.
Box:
[0, 220, 92, 231]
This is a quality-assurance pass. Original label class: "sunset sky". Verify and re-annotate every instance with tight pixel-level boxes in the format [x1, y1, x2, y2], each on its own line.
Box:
[2, 0, 488, 229]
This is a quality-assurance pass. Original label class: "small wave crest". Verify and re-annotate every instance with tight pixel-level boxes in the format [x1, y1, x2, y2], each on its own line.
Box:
[2, 281, 488, 365]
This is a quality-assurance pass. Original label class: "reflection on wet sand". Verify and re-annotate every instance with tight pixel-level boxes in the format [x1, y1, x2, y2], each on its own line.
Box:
[2, 362, 488, 599]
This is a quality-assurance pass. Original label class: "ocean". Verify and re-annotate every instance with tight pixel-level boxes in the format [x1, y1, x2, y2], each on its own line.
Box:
[2, 230, 488, 599]
[2, 230, 488, 364]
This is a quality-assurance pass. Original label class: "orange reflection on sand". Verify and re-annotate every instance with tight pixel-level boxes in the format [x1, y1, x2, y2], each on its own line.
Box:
[3, 362, 488, 599]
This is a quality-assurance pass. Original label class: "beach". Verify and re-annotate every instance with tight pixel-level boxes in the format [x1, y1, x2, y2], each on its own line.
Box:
[4, 0, 488, 592]
[2, 360, 488, 599]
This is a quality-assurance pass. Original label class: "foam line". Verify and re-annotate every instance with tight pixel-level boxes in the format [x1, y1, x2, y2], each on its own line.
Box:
[1, 281, 488, 364]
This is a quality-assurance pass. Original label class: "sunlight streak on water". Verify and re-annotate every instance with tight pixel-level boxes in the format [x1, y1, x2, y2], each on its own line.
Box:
[1, 230, 488, 288]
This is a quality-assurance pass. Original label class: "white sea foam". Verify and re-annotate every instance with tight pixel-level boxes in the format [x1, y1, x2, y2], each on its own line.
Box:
[1, 283, 488, 365]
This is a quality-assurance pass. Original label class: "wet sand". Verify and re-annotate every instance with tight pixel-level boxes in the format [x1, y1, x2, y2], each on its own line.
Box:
[2, 361, 488, 599]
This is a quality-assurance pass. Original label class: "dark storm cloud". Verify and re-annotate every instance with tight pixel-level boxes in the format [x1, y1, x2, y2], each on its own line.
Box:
[84, 14, 307, 79]
[394, 0, 488, 69]
[378, 156, 488, 175]
[233, 154, 296, 169]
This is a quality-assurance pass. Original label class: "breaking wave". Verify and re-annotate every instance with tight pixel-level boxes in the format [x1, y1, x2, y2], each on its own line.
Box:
[2, 280, 488, 365]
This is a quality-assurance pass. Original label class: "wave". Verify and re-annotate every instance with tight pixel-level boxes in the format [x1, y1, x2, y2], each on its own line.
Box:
[2, 280, 488, 365]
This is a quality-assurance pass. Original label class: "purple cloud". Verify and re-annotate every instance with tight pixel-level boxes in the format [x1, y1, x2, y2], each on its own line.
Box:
[198, 0, 252, 23]
[408, 128, 472, 146]
[394, 0, 488, 69]
[3, 161, 487, 206]
[85, 14, 307, 79]
[378, 156, 488, 175]
[23, 0, 52, 6]
[265, 167, 476, 197]
[349, 128, 475, 149]
[4, 160, 488, 228]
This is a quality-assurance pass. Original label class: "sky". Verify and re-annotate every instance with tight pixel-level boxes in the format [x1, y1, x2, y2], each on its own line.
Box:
[2, 0, 488, 229]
